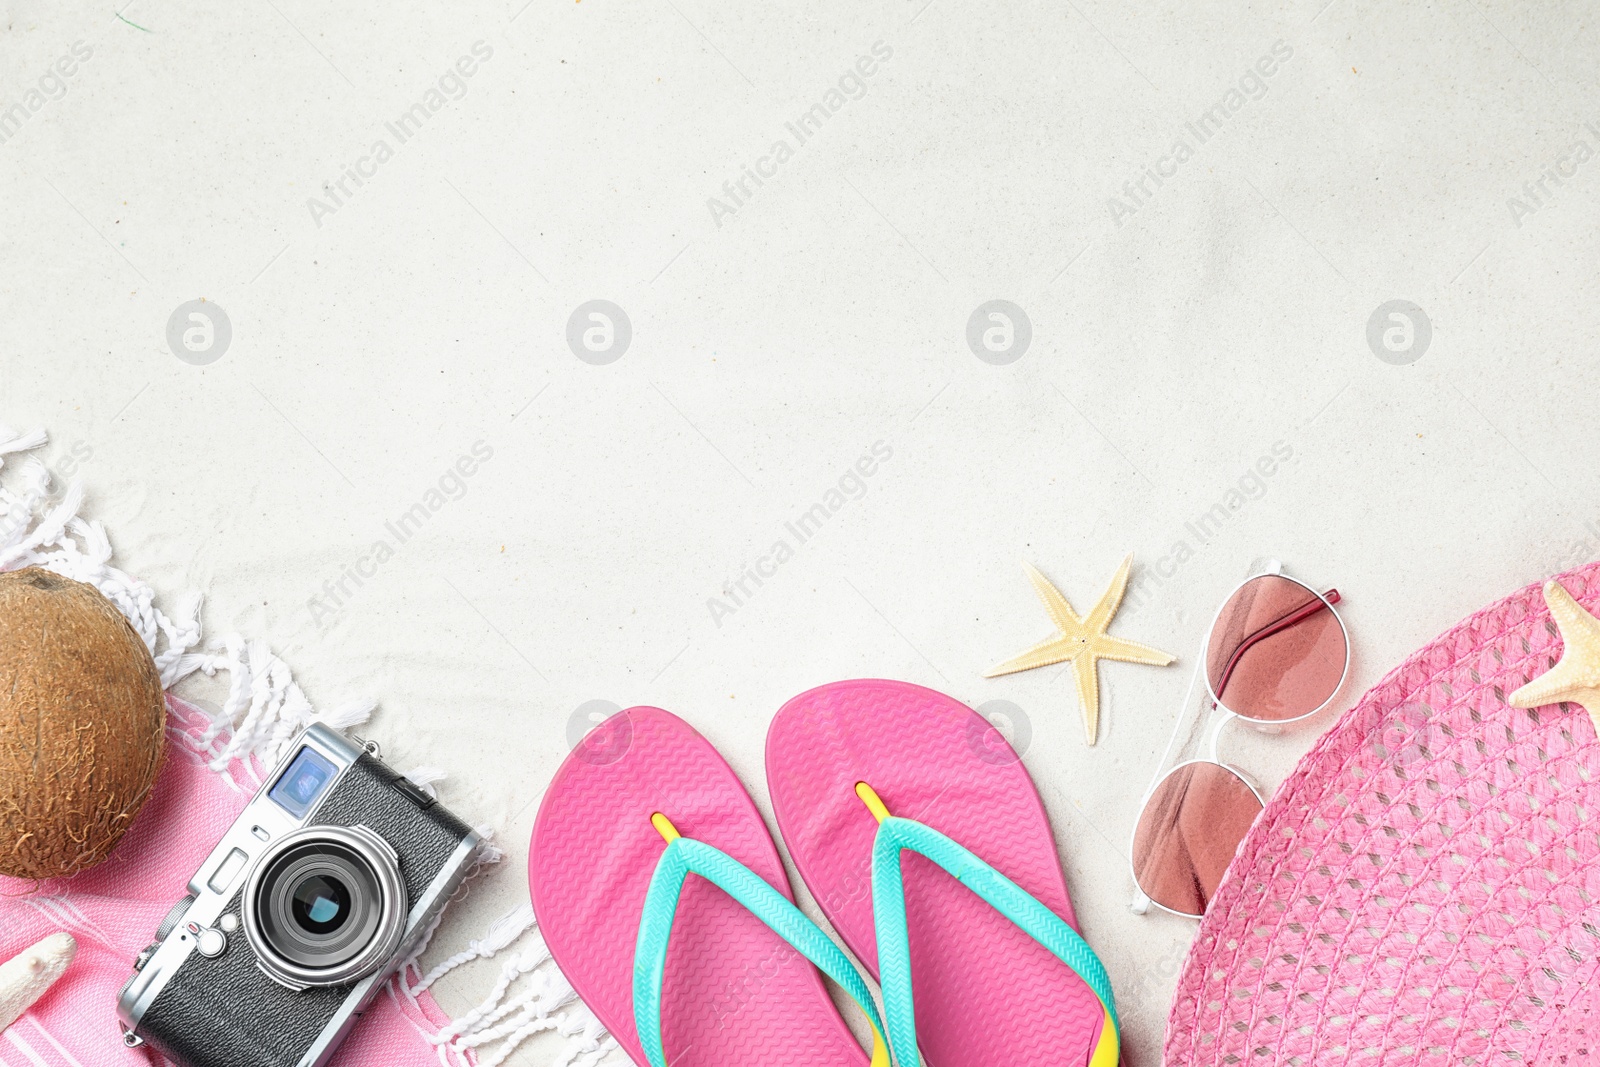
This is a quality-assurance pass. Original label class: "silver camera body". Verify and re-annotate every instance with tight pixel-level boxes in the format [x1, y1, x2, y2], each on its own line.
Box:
[117, 724, 480, 1067]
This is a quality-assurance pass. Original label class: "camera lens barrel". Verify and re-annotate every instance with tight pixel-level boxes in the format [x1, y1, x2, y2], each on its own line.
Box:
[242, 824, 407, 988]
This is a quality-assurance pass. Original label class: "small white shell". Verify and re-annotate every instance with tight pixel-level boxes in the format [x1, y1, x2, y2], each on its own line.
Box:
[0, 932, 77, 1033]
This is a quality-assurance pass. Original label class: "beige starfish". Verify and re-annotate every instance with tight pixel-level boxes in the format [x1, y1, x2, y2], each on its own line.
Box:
[1509, 579, 1600, 737]
[985, 555, 1175, 745]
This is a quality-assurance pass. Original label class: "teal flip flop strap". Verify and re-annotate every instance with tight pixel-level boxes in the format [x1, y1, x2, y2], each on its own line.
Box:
[633, 814, 895, 1067]
[861, 791, 1121, 1067]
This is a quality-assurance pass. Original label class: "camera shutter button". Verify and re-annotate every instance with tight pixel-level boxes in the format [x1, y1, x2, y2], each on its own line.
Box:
[186, 921, 228, 959]
[392, 775, 437, 809]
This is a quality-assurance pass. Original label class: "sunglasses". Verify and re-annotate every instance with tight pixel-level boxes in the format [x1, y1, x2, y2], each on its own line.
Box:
[1129, 562, 1349, 918]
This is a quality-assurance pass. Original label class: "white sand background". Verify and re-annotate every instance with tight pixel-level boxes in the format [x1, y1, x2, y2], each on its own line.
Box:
[4, 0, 1600, 1062]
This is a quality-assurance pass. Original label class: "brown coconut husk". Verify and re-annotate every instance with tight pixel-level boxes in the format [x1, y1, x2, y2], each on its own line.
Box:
[0, 567, 167, 881]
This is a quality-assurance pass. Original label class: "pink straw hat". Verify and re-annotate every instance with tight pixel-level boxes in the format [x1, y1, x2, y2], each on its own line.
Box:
[1165, 562, 1600, 1065]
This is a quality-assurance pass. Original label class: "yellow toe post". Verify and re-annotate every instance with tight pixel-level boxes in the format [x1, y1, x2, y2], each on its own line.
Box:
[1088, 1004, 1119, 1067]
[868, 1027, 891, 1067]
[855, 782, 892, 824]
[852, 783, 893, 1067]
[650, 812, 681, 843]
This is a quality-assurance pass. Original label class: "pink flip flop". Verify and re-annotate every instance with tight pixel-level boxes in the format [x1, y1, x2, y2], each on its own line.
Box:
[767, 679, 1111, 1067]
[529, 706, 881, 1067]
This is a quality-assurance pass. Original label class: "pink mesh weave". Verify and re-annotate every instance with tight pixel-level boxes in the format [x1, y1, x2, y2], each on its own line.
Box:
[1165, 562, 1600, 1066]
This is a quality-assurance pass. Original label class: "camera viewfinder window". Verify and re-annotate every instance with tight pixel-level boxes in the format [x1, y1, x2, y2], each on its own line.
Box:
[269, 747, 340, 818]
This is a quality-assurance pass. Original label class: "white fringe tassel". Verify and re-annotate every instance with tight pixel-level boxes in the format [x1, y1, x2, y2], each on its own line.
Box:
[414, 903, 536, 994]
[420, 906, 618, 1067]
[0, 426, 619, 1066]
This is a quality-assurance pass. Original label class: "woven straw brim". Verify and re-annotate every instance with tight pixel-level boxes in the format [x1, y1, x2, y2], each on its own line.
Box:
[1165, 562, 1600, 1066]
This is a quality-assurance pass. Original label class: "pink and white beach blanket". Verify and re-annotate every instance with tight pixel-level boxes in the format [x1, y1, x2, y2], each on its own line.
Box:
[0, 696, 471, 1067]
[0, 425, 616, 1067]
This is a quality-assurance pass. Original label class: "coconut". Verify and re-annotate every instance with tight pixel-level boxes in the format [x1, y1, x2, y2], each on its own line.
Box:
[0, 567, 166, 880]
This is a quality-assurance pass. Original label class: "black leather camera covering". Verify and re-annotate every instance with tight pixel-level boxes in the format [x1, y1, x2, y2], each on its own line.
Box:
[137, 754, 473, 1067]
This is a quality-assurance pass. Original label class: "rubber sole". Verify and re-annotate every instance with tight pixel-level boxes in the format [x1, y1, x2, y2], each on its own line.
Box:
[767, 679, 1107, 1067]
[530, 706, 871, 1067]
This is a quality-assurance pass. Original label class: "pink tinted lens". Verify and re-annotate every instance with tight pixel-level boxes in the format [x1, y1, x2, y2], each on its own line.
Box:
[1205, 575, 1346, 722]
[1132, 762, 1263, 916]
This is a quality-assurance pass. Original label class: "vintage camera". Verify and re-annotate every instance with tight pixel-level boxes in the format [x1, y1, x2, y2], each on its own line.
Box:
[117, 724, 480, 1067]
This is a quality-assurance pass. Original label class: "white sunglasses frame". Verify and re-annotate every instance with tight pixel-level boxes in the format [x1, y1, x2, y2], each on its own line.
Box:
[1128, 560, 1350, 919]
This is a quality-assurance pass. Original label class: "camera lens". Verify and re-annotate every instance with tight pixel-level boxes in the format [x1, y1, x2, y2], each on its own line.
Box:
[256, 844, 380, 972]
[290, 875, 350, 934]
[259, 846, 379, 969]
[242, 825, 406, 987]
